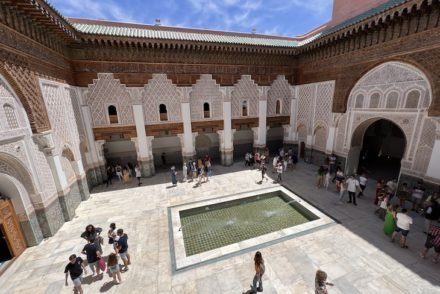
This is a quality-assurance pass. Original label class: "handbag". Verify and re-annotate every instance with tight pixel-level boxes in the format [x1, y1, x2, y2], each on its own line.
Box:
[98, 257, 106, 271]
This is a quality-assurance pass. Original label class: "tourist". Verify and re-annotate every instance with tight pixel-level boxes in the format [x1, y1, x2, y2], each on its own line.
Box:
[245, 152, 250, 167]
[332, 162, 342, 183]
[357, 173, 368, 198]
[115, 164, 123, 181]
[424, 200, 440, 234]
[64, 254, 87, 294]
[420, 224, 440, 263]
[292, 152, 298, 169]
[82, 238, 101, 276]
[375, 179, 385, 205]
[283, 157, 288, 172]
[81, 224, 103, 253]
[315, 269, 334, 294]
[272, 155, 278, 172]
[182, 162, 187, 182]
[115, 228, 130, 271]
[255, 151, 261, 169]
[316, 166, 325, 188]
[261, 163, 268, 182]
[107, 252, 122, 284]
[411, 182, 425, 213]
[276, 162, 283, 183]
[338, 179, 347, 203]
[107, 222, 117, 245]
[375, 193, 389, 220]
[345, 175, 360, 206]
[122, 167, 130, 184]
[127, 162, 134, 177]
[191, 160, 197, 181]
[329, 154, 337, 175]
[243, 251, 265, 293]
[384, 203, 397, 236]
[260, 154, 266, 168]
[323, 169, 330, 189]
[135, 164, 142, 186]
[397, 183, 409, 209]
[385, 179, 398, 198]
[335, 167, 344, 192]
[106, 166, 113, 187]
[170, 166, 177, 186]
[391, 208, 413, 248]
[161, 152, 166, 166]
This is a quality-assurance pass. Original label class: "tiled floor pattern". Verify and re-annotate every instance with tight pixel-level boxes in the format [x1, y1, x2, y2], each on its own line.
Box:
[0, 162, 439, 294]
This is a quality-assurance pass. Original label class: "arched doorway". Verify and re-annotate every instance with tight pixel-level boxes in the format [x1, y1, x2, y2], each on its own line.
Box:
[347, 119, 406, 179]
[195, 133, 220, 160]
[266, 127, 284, 154]
[233, 128, 254, 159]
[152, 136, 182, 168]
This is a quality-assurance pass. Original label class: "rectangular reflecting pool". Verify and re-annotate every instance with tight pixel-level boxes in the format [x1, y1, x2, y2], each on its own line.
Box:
[169, 186, 335, 271]
[179, 191, 318, 256]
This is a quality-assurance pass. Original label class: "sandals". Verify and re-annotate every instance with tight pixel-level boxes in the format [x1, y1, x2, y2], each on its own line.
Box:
[401, 245, 408, 249]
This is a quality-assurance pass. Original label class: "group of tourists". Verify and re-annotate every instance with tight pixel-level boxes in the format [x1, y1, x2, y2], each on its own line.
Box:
[64, 223, 130, 293]
[175, 154, 213, 186]
[106, 163, 142, 187]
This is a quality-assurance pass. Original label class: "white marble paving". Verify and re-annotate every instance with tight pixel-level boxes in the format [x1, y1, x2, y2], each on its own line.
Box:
[0, 162, 439, 294]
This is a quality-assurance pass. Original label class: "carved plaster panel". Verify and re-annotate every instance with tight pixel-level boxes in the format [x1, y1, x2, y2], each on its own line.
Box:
[190, 74, 223, 120]
[231, 75, 259, 118]
[267, 75, 292, 116]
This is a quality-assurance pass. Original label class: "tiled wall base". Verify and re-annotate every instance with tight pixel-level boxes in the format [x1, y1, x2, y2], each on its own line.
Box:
[35, 198, 64, 238]
[19, 211, 44, 246]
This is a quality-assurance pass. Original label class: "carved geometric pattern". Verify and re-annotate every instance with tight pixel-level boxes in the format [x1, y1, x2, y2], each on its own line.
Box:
[297, 124, 307, 141]
[41, 82, 81, 160]
[314, 82, 334, 130]
[231, 75, 259, 118]
[413, 146, 432, 173]
[335, 115, 347, 152]
[369, 93, 380, 108]
[69, 88, 85, 137]
[349, 62, 431, 111]
[86, 73, 134, 126]
[61, 156, 76, 183]
[268, 76, 291, 116]
[190, 75, 223, 120]
[3, 104, 18, 129]
[2, 63, 51, 132]
[142, 74, 182, 123]
[313, 126, 327, 151]
[31, 143, 57, 200]
[355, 94, 364, 108]
[297, 84, 314, 135]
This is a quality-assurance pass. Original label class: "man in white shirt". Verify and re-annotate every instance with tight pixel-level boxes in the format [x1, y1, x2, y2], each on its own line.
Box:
[391, 208, 413, 248]
[345, 175, 360, 206]
[276, 163, 283, 183]
[357, 174, 368, 198]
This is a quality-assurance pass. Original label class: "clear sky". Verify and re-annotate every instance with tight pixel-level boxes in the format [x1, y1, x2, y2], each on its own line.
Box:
[49, 0, 333, 37]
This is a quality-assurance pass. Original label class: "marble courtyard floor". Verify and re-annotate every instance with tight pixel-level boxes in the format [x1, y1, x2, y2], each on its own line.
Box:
[1, 162, 439, 294]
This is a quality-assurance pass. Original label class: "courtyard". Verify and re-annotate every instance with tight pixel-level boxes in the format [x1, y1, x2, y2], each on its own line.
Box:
[0, 162, 438, 294]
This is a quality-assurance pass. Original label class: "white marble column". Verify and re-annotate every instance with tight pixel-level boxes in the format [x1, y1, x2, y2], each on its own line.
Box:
[219, 100, 234, 165]
[132, 104, 155, 176]
[254, 98, 268, 149]
[325, 126, 337, 154]
[180, 101, 196, 161]
[33, 131, 73, 221]
[80, 105, 103, 185]
[426, 139, 440, 180]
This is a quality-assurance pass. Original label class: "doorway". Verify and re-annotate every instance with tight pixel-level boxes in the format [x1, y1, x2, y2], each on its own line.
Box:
[300, 142, 306, 159]
[0, 225, 12, 265]
[349, 119, 406, 179]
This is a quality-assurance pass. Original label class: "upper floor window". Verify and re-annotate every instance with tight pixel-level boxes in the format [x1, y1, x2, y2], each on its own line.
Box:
[355, 94, 364, 108]
[369, 93, 380, 108]
[3, 104, 18, 129]
[108, 105, 118, 124]
[203, 102, 210, 118]
[159, 104, 168, 121]
[242, 100, 248, 116]
[405, 90, 420, 109]
[275, 100, 282, 114]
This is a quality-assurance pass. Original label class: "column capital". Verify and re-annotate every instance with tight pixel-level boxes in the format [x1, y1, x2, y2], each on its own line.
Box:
[32, 131, 58, 156]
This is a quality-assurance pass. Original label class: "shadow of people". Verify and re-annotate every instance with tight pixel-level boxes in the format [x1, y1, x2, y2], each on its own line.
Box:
[99, 281, 118, 292]
[81, 273, 104, 285]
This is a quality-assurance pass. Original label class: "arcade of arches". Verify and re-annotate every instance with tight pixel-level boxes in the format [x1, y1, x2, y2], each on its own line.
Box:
[0, 0, 440, 271]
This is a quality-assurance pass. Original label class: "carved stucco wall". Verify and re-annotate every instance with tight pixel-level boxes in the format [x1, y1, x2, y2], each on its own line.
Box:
[296, 81, 335, 149]
[339, 62, 434, 178]
[190, 74, 223, 120]
[267, 75, 291, 116]
[40, 80, 81, 161]
[142, 74, 182, 123]
[231, 75, 259, 118]
[86, 73, 134, 127]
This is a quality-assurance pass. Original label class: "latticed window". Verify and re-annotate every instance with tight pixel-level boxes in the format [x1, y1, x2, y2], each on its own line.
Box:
[405, 90, 420, 109]
[3, 104, 19, 129]
[242, 100, 248, 116]
[108, 105, 118, 124]
[203, 102, 210, 118]
[159, 104, 168, 121]
[275, 100, 281, 114]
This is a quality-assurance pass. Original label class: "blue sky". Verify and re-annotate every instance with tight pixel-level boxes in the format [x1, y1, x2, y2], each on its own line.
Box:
[50, 0, 333, 37]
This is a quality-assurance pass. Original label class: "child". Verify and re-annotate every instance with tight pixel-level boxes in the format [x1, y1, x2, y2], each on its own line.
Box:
[315, 270, 334, 294]
[107, 253, 122, 284]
